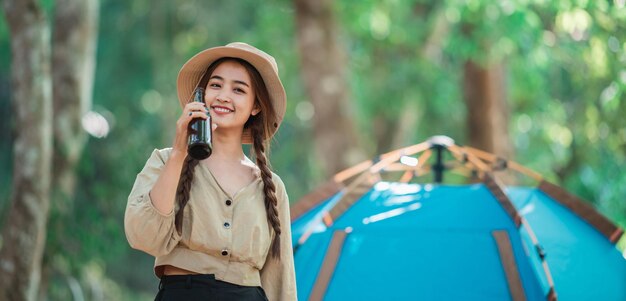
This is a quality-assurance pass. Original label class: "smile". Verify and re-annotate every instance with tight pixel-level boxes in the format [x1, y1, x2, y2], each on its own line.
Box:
[212, 106, 234, 113]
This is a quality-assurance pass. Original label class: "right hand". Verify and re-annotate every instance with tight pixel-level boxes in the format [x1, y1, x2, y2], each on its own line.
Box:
[172, 102, 218, 155]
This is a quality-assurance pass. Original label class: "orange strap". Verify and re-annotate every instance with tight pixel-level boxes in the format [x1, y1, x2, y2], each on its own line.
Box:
[492, 230, 527, 301]
[309, 230, 348, 301]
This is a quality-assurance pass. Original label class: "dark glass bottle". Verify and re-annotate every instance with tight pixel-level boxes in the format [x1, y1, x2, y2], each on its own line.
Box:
[187, 87, 212, 160]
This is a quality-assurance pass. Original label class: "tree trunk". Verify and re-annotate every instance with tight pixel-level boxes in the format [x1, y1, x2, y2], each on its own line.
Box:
[38, 1, 100, 299]
[52, 0, 99, 202]
[463, 60, 513, 160]
[0, 0, 53, 300]
[294, 0, 364, 176]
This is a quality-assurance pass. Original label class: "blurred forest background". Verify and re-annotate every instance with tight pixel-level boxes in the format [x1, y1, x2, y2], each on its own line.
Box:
[1, 0, 626, 300]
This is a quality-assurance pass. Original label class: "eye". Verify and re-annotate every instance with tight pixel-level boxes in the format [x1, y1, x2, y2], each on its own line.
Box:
[208, 82, 221, 88]
[234, 87, 247, 94]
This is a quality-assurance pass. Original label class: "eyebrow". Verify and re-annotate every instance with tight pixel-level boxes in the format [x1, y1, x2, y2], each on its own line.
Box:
[209, 75, 250, 88]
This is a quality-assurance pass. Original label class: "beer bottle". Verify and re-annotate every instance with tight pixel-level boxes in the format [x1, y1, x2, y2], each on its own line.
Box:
[187, 87, 212, 160]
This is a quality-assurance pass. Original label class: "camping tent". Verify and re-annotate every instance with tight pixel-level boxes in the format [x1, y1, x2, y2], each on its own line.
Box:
[290, 136, 626, 301]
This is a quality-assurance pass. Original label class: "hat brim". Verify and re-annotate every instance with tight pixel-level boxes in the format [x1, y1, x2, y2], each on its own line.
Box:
[176, 45, 286, 144]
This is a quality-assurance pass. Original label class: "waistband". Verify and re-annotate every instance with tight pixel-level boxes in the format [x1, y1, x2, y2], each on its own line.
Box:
[159, 274, 216, 290]
[156, 273, 268, 301]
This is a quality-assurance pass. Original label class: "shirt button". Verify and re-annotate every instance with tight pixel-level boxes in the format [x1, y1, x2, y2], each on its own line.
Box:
[223, 222, 231, 229]
[221, 249, 229, 256]
[225, 199, 232, 206]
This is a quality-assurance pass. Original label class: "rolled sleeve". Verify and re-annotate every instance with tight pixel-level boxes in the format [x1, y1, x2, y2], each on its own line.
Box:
[124, 148, 182, 257]
[260, 175, 298, 301]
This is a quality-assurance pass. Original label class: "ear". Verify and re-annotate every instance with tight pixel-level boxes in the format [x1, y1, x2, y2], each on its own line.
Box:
[251, 104, 261, 116]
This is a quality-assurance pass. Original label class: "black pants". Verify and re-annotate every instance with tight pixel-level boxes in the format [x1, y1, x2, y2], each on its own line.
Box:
[154, 274, 268, 301]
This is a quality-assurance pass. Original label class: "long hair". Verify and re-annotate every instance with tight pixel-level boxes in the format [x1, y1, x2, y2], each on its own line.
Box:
[174, 57, 282, 259]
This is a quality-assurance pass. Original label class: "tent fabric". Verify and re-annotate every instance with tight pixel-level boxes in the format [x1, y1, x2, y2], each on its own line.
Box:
[292, 183, 626, 300]
[538, 180, 624, 243]
[508, 187, 626, 300]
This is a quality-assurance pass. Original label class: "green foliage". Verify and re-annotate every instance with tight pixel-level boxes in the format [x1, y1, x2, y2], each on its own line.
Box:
[1, 0, 625, 299]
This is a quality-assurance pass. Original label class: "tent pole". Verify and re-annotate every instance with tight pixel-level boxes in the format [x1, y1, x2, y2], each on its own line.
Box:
[433, 144, 445, 183]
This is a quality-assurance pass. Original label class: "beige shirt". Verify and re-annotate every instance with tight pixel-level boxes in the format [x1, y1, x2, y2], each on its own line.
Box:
[124, 148, 297, 301]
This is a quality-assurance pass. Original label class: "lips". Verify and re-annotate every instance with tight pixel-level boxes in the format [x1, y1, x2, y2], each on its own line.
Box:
[211, 105, 234, 113]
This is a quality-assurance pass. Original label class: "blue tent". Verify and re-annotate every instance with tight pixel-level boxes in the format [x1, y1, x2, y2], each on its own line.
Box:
[290, 136, 626, 301]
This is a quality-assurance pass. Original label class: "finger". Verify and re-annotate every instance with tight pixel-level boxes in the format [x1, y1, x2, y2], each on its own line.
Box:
[188, 111, 209, 120]
[185, 102, 208, 112]
[182, 104, 208, 117]
[211, 123, 218, 131]
[188, 106, 210, 115]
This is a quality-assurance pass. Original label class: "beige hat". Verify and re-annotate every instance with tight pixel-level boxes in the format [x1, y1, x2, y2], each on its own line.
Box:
[176, 42, 286, 144]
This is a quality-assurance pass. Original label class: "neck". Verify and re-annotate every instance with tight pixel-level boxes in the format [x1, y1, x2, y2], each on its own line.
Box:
[206, 128, 247, 163]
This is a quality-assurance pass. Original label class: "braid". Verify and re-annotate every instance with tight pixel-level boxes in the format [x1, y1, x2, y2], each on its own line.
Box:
[251, 121, 281, 260]
[174, 154, 199, 234]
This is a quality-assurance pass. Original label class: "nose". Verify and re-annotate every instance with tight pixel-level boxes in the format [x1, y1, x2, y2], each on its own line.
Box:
[216, 92, 231, 103]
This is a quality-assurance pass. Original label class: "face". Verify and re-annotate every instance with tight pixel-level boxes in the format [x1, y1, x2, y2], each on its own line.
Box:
[204, 60, 261, 133]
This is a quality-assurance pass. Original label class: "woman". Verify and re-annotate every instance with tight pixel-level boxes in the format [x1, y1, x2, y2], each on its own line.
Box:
[124, 42, 297, 301]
